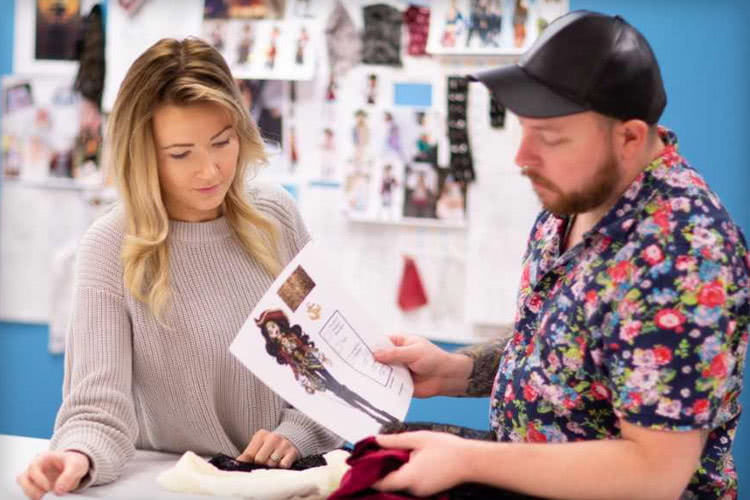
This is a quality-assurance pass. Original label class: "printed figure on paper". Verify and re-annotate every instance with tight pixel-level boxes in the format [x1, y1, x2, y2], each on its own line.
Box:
[382, 111, 406, 164]
[403, 163, 438, 219]
[351, 109, 371, 172]
[441, 0, 465, 47]
[204, 20, 227, 53]
[295, 26, 309, 64]
[464, 0, 504, 48]
[365, 74, 378, 105]
[435, 174, 466, 221]
[266, 25, 281, 68]
[256, 309, 399, 427]
[319, 127, 338, 180]
[513, 0, 529, 47]
[378, 163, 401, 219]
[236, 23, 254, 64]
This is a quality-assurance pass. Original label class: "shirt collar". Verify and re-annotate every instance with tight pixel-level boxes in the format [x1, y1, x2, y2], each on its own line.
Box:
[582, 126, 682, 242]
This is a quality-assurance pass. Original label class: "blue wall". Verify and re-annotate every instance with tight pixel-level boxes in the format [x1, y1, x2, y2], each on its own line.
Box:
[1, 0, 749, 487]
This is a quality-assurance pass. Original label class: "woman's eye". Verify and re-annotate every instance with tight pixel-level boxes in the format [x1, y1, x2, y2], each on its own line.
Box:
[170, 151, 190, 159]
[214, 139, 230, 148]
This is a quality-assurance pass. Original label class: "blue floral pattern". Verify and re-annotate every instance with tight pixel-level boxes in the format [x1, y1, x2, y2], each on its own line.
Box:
[490, 128, 749, 499]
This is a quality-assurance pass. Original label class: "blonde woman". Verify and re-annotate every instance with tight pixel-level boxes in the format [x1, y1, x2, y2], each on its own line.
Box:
[17, 38, 340, 500]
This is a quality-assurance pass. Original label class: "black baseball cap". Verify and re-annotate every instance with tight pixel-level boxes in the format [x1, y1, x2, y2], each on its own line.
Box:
[468, 10, 666, 124]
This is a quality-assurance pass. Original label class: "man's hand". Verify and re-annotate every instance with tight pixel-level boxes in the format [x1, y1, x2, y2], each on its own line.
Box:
[17, 450, 90, 500]
[373, 431, 473, 497]
[237, 429, 300, 469]
[374, 335, 473, 397]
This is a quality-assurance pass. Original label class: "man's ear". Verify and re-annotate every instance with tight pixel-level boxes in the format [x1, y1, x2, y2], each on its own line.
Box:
[616, 119, 650, 164]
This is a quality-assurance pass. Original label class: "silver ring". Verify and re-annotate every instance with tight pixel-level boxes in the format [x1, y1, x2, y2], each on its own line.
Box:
[270, 452, 281, 462]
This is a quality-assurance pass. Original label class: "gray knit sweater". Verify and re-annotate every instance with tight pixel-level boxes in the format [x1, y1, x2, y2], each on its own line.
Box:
[50, 183, 342, 488]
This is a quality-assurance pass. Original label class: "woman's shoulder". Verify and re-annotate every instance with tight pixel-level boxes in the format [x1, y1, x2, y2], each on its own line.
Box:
[80, 203, 126, 250]
[76, 203, 126, 293]
[247, 181, 300, 230]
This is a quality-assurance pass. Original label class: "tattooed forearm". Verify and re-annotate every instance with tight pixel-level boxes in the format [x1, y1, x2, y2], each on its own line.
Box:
[455, 336, 511, 397]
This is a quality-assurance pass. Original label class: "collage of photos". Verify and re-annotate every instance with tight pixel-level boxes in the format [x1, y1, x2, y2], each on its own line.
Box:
[427, 0, 567, 54]
[1, 76, 101, 183]
[339, 82, 466, 226]
[202, 0, 321, 80]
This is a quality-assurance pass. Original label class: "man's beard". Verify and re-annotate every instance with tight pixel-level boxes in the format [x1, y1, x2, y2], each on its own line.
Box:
[523, 151, 621, 216]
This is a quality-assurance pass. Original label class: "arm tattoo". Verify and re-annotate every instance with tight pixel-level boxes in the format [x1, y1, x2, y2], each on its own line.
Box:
[455, 336, 511, 397]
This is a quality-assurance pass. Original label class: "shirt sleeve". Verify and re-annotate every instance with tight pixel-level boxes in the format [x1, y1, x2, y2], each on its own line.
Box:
[274, 407, 344, 456]
[48, 222, 139, 489]
[602, 204, 749, 432]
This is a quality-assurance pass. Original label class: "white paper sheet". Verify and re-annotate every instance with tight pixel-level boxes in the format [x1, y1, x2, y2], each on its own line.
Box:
[230, 241, 413, 443]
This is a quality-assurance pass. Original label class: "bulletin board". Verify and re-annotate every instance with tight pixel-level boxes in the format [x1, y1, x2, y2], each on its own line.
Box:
[1, 0, 558, 343]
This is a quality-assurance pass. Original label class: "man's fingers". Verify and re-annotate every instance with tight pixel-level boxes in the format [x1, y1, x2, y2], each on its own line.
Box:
[389, 335, 407, 346]
[375, 431, 421, 450]
[373, 466, 412, 492]
[374, 342, 424, 366]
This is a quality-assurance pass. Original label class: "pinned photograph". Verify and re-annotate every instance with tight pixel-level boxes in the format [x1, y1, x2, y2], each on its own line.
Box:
[427, 0, 568, 54]
[35, 0, 82, 61]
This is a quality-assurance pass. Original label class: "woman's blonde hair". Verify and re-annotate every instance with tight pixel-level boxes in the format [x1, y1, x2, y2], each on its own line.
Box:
[107, 37, 281, 321]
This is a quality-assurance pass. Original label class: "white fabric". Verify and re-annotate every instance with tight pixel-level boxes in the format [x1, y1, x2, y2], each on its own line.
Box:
[156, 450, 350, 500]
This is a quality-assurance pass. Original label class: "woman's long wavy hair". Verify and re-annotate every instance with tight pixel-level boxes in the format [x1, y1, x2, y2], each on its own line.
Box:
[107, 37, 281, 322]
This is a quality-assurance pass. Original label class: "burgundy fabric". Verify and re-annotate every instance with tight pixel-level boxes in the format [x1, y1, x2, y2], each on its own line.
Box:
[329, 437, 448, 500]
[404, 6, 430, 56]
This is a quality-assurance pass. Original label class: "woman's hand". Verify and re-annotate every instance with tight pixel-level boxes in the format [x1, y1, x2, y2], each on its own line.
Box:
[237, 429, 300, 469]
[17, 450, 90, 500]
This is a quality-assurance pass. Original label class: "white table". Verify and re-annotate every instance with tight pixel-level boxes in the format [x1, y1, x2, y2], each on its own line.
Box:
[0, 434, 241, 499]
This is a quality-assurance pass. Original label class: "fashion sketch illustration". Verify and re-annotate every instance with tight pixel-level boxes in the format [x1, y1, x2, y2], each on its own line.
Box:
[255, 309, 399, 427]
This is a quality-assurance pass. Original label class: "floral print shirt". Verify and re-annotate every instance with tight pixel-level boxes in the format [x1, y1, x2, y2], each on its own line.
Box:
[489, 128, 749, 499]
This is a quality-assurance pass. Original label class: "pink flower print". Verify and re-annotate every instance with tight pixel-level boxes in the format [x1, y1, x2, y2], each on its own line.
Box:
[590, 381, 611, 401]
[692, 399, 710, 423]
[633, 348, 657, 368]
[697, 280, 726, 308]
[654, 308, 686, 332]
[681, 273, 701, 292]
[527, 293, 543, 313]
[661, 144, 681, 167]
[675, 255, 696, 271]
[607, 260, 632, 283]
[642, 244, 665, 266]
[627, 367, 659, 393]
[656, 398, 682, 419]
[670, 196, 691, 212]
[691, 226, 716, 249]
[689, 172, 707, 188]
[652, 345, 673, 365]
[620, 319, 642, 343]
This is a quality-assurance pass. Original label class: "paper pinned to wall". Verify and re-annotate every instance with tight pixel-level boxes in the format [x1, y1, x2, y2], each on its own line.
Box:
[102, 0, 205, 112]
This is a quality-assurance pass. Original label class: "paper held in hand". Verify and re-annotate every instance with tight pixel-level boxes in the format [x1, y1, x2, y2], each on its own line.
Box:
[230, 241, 414, 443]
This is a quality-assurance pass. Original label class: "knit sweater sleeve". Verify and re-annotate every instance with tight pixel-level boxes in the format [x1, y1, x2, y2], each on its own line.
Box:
[49, 207, 138, 489]
[250, 183, 345, 453]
